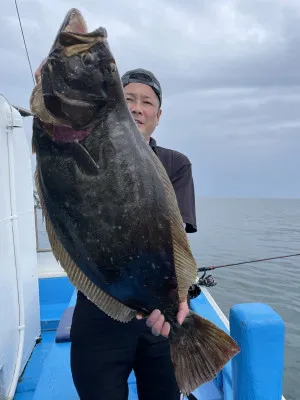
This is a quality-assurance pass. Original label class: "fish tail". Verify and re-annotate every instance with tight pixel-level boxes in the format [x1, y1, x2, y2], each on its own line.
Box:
[169, 310, 240, 395]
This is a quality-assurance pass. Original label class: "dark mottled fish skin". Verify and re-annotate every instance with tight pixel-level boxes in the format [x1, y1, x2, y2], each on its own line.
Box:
[30, 8, 240, 395]
[33, 113, 179, 319]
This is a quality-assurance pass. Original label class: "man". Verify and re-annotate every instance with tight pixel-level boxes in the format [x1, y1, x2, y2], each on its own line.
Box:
[70, 68, 197, 400]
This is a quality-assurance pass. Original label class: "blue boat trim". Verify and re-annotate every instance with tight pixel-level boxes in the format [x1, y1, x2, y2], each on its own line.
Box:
[230, 303, 285, 400]
[14, 276, 286, 400]
[15, 277, 226, 400]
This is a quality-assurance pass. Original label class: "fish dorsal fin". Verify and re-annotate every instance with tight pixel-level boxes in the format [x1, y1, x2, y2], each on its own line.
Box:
[149, 151, 198, 302]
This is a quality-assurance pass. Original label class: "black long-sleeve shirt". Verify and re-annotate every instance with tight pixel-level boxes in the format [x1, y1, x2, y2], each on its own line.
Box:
[149, 137, 197, 233]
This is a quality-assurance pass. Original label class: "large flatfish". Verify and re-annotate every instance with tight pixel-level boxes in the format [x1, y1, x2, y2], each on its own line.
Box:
[30, 8, 239, 395]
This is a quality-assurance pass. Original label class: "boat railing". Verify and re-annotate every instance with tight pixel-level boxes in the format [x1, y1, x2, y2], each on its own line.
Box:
[34, 205, 52, 253]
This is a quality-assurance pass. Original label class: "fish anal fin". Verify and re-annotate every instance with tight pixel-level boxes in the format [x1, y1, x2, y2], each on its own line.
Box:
[34, 168, 136, 323]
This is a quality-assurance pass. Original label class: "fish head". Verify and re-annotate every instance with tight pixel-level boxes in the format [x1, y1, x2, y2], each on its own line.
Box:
[31, 8, 119, 133]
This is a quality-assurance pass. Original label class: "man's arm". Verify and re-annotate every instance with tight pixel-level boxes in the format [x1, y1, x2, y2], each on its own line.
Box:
[171, 161, 197, 233]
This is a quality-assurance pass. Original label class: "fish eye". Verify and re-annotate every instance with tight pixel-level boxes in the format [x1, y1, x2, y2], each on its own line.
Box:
[81, 52, 94, 66]
[110, 62, 116, 74]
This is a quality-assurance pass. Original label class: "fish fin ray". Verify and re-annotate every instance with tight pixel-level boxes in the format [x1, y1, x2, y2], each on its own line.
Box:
[169, 311, 240, 394]
[150, 153, 198, 301]
[34, 167, 137, 323]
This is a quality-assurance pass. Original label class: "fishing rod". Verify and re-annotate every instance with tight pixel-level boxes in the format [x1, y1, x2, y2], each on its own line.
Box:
[198, 252, 300, 273]
[188, 252, 300, 298]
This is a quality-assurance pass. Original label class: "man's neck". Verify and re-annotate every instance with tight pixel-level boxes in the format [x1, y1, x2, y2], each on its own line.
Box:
[140, 132, 153, 145]
[142, 135, 151, 144]
[144, 135, 151, 143]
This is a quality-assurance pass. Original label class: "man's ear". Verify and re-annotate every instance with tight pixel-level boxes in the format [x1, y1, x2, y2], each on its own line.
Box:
[157, 108, 162, 123]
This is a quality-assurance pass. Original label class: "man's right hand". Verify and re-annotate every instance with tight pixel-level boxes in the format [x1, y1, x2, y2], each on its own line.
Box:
[136, 299, 189, 338]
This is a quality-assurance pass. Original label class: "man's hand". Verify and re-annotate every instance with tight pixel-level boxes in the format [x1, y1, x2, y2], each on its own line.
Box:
[136, 299, 189, 337]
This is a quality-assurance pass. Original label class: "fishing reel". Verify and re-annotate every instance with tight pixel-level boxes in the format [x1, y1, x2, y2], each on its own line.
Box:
[188, 271, 217, 299]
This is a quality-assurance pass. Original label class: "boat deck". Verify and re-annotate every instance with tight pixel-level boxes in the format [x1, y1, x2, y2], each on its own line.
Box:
[14, 277, 230, 400]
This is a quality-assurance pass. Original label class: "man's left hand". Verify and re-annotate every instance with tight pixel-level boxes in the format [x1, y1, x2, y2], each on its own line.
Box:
[136, 299, 189, 337]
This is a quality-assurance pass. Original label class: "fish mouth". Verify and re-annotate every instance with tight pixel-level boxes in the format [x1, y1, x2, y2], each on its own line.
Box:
[31, 8, 114, 134]
[33, 8, 88, 87]
[51, 8, 88, 49]
[33, 8, 87, 84]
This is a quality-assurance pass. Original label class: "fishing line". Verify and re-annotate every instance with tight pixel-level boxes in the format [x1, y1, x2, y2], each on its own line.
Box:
[188, 252, 300, 297]
[14, 0, 35, 85]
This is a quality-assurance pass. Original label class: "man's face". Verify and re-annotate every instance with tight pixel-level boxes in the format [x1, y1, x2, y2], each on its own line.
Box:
[123, 82, 162, 141]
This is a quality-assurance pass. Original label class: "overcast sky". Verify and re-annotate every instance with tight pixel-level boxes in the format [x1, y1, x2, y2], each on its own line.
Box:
[1, 0, 300, 198]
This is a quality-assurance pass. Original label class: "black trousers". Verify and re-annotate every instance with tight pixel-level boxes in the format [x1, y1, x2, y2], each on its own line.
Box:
[70, 291, 181, 400]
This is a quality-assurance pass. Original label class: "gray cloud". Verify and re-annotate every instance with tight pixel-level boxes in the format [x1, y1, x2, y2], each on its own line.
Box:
[1, 0, 299, 197]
